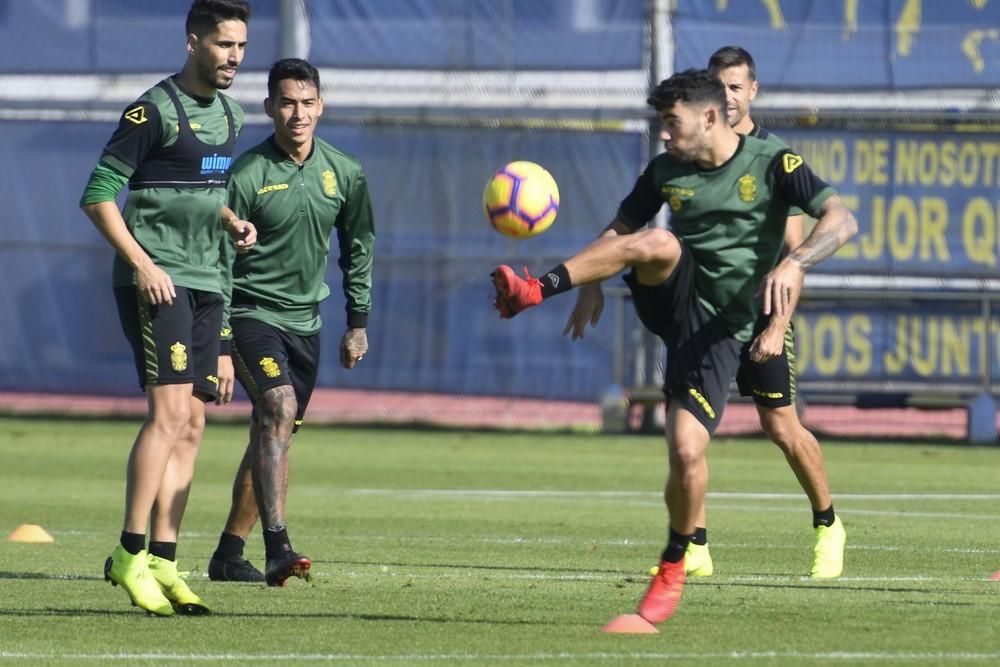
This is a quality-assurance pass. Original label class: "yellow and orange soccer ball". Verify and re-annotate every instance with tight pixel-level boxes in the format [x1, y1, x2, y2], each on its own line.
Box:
[483, 161, 559, 238]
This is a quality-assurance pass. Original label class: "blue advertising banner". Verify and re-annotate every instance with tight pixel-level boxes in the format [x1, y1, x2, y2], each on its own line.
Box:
[777, 128, 1000, 278]
[674, 0, 1000, 89]
[794, 301, 999, 387]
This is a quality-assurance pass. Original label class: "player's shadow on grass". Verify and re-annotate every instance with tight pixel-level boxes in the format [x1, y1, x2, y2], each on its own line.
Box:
[694, 578, 993, 600]
[328, 558, 627, 575]
[0, 607, 583, 625]
[0, 571, 101, 581]
[0, 608, 160, 618]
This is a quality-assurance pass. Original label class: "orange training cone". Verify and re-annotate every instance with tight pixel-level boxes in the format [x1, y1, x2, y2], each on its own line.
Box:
[7, 524, 54, 543]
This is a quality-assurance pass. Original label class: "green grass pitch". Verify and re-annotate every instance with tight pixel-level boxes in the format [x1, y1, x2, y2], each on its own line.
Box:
[1, 416, 999, 666]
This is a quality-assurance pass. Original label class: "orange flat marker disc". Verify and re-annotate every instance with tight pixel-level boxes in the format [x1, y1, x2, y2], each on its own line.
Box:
[601, 613, 659, 634]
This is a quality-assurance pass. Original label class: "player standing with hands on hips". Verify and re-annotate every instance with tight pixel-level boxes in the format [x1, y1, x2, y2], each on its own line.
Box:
[491, 69, 857, 625]
[79, 0, 255, 616]
[207, 58, 375, 586]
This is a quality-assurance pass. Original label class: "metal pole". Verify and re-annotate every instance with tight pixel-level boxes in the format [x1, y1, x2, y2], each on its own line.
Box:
[279, 0, 310, 60]
[639, 0, 673, 414]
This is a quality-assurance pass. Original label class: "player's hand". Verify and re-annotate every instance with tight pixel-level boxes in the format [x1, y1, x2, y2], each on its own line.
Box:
[748, 321, 786, 363]
[760, 258, 804, 319]
[216, 354, 235, 405]
[225, 218, 257, 253]
[135, 262, 176, 305]
[563, 283, 604, 340]
[340, 327, 368, 369]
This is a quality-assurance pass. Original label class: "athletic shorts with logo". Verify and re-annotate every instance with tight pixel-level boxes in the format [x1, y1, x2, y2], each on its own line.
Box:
[231, 317, 320, 433]
[626, 242, 799, 432]
[624, 241, 743, 434]
[735, 315, 797, 409]
[114, 286, 223, 401]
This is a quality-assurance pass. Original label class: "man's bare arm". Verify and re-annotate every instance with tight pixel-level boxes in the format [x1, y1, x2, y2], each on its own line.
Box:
[763, 196, 858, 318]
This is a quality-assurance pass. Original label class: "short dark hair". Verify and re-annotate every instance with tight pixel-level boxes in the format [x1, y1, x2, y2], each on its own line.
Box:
[186, 0, 251, 37]
[267, 58, 321, 99]
[647, 68, 727, 116]
[707, 45, 756, 81]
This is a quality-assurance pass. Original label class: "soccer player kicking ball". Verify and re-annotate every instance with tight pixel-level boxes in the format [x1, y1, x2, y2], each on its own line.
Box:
[208, 58, 375, 586]
[660, 45, 846, 580]
[80, 0, 254, 616]
[491, 69, 858, 624]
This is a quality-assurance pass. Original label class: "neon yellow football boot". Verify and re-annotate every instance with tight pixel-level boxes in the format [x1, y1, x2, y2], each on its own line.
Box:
[810, 516, 846, 578]
[147, 554, 210, 615]
[648, 543, 714, 578]
[684, 542, 714, 577]
[103, 545, 174, 616]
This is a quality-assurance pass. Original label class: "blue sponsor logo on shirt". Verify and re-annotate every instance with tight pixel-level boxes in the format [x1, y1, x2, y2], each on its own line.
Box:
[201, 153, 232, 175]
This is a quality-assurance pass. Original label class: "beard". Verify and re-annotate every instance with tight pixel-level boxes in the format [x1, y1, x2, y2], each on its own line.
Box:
[196, 58, 234, 90]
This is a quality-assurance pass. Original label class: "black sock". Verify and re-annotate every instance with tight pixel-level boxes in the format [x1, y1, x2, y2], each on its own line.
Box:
[119, 531, 145, 555]
[214, 532, 247, 560]
[690, 527, 708, 546]
[539, 264, 571, 299]
[661, 528, 692, 563]
[148, 541, 176, 562]
[263, 526, 292, 561]
[813, 505, 836, 528]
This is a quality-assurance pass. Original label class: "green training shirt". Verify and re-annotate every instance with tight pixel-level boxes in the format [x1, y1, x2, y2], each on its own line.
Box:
[80, 75, 245, 292]
[618, 135, 835, 342]
[223, 135, 375, 336]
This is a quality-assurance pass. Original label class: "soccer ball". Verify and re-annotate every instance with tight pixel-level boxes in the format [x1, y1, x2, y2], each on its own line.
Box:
[483, 161, 559, 238]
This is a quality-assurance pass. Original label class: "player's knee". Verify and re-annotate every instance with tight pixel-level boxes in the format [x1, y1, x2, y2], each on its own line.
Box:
[668, 438, 706, 472]
[177, 411, 206, 449]
[624, 228, 680, 265]
[760, 410, 800, 448]
[257, 386, 298, 431]
[148, 401, 192, 436]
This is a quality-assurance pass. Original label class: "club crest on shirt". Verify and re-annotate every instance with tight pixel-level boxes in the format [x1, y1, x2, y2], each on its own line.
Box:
[259, 357, 281, 378]
[738, 174, 757, 202]
[170, 342, 188, 372]
[322, 170, 337, 197]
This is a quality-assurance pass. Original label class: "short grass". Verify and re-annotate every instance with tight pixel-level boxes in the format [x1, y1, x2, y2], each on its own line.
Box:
[1, 416, 1000, 666]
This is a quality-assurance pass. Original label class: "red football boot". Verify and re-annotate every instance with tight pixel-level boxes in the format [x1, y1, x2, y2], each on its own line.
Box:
[637, 558, 686, 624]
[491, 265, 543, 318]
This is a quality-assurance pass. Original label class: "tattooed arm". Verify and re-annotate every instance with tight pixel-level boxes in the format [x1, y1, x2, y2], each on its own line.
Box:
[762, 195, 858, 318]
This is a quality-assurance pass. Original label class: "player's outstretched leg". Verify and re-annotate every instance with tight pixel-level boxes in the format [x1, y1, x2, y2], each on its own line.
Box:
[637, 559, 686, 624]
[491, 265, 543, 318]
[265, 551, 312, 587]
[103, 545, 174, 617]
[811, 515, 846, 578]
[147, 554, 210, 614]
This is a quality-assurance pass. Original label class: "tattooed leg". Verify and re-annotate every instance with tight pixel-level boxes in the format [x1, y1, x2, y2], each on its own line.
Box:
[251, 385, 297, 531]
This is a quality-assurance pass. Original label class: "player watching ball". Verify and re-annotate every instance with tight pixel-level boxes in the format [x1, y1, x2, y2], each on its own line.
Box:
[491, 68, 857, 626]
